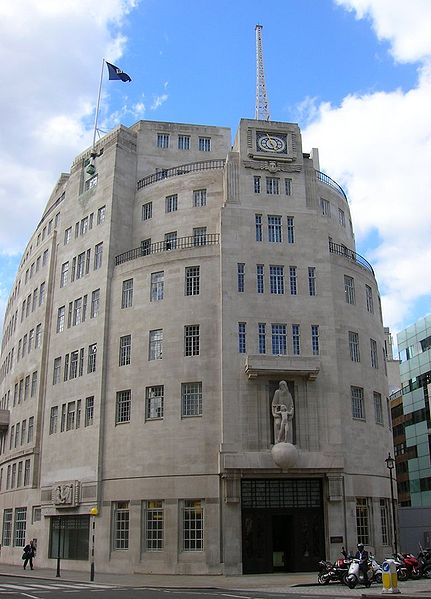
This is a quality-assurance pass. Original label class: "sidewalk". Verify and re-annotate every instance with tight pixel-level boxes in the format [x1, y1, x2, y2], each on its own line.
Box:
[0, 563, 430, 597]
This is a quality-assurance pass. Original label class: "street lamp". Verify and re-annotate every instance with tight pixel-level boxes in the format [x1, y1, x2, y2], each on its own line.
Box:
[385, 452, 398, 556]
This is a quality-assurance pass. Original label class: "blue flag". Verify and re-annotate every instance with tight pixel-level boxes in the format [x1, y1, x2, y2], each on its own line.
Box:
[106, 61, 131, 82]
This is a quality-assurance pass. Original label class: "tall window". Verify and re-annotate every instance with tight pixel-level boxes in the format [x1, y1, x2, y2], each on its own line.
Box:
[116, 390, 131, 424]
[185, 266, 200, 296]
[349, 331, 360, 362]
[69, 350, 79, 379]
[145, 386, 164, 420]
[178, 135, 190, 150]
[183, 500, 204, 551]
[28, 417, 34, 443]
[165, 194, 178, 213]
[31, 371, 38, 397]
[24, 460, 31, 486]
[266, 177, 279, 195]
[57, 306, 65, 333]
[268, 215, 282, 242]
[338, 207, 346, 227]
[165, 231, 177, 250]
[142, 202, 152, 221]
[271, 324, 287, 355]
[119, 335, 131, 366]
[286, 217, 295, 243]
[184, 325, 200, 356]
[14, 508, 27, 546]
[72, 298, 82, 326]
[66, 401, 76, 431]
[60, 262, 69, 287]
[356, 498, 369, 545]
[238, 323, 246, 353]
[344, 275, 355, 304]
[151, 272, 164, 301]
[193, 227, 207, 246]
[292, 324, 300, 355]
[88, 343, 97, 373]
[308, 267, 316, 296]
[76, 253, 85, 279]
[269, 265, 284, 294]
[94, 242, 103, 269]
[64, 227, 72, 245]
[351, 386, 365, 419]
[258, 323, 266, 354]
[181, 382, 202, 417]
[2, 509, 12, 546]
[320, 198, 330, 216]
[254, 176, 261, 194]
[85, 397, 94, 426]
[370, 338, 378, 368]
[141, 238, 151, 256]
[366, 285, 374, 313]
[49, 406, 58, 434]
[237, 263, 245, 292]
[374, 392, 383, 425]
[113, 502, 129, 549]
[289, 266, 297, 295]
[380, 499, 389, 545]
[122, 279, 133, 308]
[157, 133, 169, 148]
[198, 137, 211, 152]
[145, 501, 164, 551]
[311, 325, 320, 355]
[53, 357, 61, 385]
[97, 205, 106, 225]
[255, 214, 263, 241]
[193, 189, 207, 207]
[285, 178, 292, 196]
[91, 289, 100, 318]
[149, 329, 163, 360]
[256, 264, 264, 294]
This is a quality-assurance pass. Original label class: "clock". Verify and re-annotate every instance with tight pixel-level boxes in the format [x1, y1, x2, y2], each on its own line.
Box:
[256, 132, 287, 153]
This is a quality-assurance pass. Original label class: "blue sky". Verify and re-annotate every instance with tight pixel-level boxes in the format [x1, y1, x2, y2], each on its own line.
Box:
[1, 0, 431, 347]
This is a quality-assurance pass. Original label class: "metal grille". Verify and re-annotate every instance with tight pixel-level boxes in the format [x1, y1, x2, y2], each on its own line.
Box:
[241, 479, 321, 509]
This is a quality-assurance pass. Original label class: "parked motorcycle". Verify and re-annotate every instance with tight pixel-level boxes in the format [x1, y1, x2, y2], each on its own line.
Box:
[395, 552, 421, 579]
[389, 554, 409, 581]
[317, 556, 351, 585]
[344, 558, 373, 588]
[369, 554, 383, 583]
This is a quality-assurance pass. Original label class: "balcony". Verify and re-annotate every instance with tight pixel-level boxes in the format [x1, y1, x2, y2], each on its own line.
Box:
[316, 171, 348, 202]
[137, 159, 226, 191]
[0, 409, 10, 431]
[115, 233, 220, 266]
[329, 241, 374, 275]
[244, 355, 320, 381]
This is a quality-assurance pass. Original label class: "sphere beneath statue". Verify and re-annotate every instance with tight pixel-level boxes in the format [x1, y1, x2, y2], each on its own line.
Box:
[271, 442, 298, 469]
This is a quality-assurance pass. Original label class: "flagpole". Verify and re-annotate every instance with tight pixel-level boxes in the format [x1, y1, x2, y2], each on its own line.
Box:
[91, 58, 105, 154]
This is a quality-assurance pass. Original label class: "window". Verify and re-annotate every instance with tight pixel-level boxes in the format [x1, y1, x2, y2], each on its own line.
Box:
[28, 328, 34, 352]
[258, 323, 266, 354]
[344, 275, 355, 304]
[142, 202, 152, 221]
[145, 501, 164, 551]
[311, 325, 320, 356]
[374, 392, 383, 425]
[266, 177, 280, 195]
[64, 227, 72, 245]
[88, 343, 97, 373]
[286, 217, 295, 243]
[178, 135, 190, 150]
[85, 397, 94, 426]
[255, 214, 263, 241]
[269, 265, 284, 294]
[85, 174, 98, 191]
[193, 227, 207, 246]
[238, 323, 246, 353]
[69, 350, 79, 379]
[292, 324, 300, 355]
[57, 306, 65, 333]
[351, 386, 365, 419]
[28, 417, 34, 443]
[184, 325, 200, 356]
[119, 335, 131, 366]
[198, 137, 211, 152]
[90, 289, 100, 318]
[24, 461, 30, 487]
[2, 509, 12, 546]
[66, 401, 76, 431]
[289, 266, 297, 295]
[145, 386, 164, 419]
[149, 329, 163, 360]
[116, 390, 131, 424]
[185, 266, 200, 296]
[97, 206, 106, 224]
[380, 499, 389, 545]
[53, 357, 61, 385]
[370, 338, 378, 368]
[349, 331, 360, 362]
[271, 324, 287, 355]
[49, 406, 58, 434]
[165, 231, 177, 250]
[256, 264, 264, 294]
[38, 282, 45, 306]
[356, 498, 369, 545]
[76, 253, 85, 279]
[94, 243, 103, 269]
[151, 272, 164, 301]
[181, 382, 202, 417]
[285, 178, 292, 196]
[366, 285, 374, 313]
[165, 194, 178, 213]
[268, 215, 282, 242]
[254, 176, 261, 194]
[183, 500, 203, 551]
[14, 508, 27, 546]
[113, 502, 129, 549]
[308, 267, 316, 296]
[320, 198, 330, 216]
[193, 189, 207, 207]
[31, 371, 38, 397]
[338, 208, 346, 227]
[72, 298, 82, 326]
[119, 280, 133, 310]
[17, 462, 23, 488]
[42, 249, 49, 266]
[157, 133, 169, 149]
[80, 216, 89, 236]
[237, 263, 245, 292]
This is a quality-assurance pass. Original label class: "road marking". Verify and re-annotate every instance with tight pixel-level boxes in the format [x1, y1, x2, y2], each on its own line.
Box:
[20, 594, 40, 599]
[2, 584, 37, 590]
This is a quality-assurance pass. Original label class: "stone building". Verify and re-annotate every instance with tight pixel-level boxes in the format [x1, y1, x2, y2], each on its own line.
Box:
[0, 117, 394, 574]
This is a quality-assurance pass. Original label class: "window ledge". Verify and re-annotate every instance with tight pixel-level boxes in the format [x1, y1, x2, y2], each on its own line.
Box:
[244, 355, 320, 380]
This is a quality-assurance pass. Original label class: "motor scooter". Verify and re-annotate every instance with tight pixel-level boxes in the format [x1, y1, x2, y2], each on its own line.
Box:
[344, 558, 373, 588]
[317, 555, 351, 584]
[369, 554, 383, 583]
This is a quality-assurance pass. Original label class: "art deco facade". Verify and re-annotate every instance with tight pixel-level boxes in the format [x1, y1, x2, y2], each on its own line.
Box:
[0, 118, 394, 574]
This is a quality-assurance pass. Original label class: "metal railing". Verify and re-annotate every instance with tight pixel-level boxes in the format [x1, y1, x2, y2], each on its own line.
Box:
[115, 233, 220, 266]
[317, 171, 348, 202]
[137, 159, 226, 191]
[329, 241, 374, 275]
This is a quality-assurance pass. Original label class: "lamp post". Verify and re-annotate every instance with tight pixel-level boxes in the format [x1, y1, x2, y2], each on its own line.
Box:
[385, 452, 398, 556]
[89, 507, 98, 582]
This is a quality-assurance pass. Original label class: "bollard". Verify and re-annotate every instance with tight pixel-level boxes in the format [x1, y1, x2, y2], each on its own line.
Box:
[382, 559, 400, 594]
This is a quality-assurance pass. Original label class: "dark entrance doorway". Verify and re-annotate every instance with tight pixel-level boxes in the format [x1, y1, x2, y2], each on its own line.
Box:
[241, 479, 325, 573]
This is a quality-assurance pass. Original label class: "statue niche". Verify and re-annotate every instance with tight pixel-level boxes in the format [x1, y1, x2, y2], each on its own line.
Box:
[270, 381, 298, 469]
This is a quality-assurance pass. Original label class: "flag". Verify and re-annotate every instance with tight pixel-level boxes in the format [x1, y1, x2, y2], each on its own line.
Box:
[105, 61, 131, 82]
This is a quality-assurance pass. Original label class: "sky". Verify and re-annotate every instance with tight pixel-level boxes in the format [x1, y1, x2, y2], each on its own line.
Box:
[1, 0, 431, 349]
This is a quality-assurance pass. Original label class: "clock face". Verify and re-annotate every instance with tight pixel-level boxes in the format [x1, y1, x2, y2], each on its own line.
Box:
[257, 132, 287, 153]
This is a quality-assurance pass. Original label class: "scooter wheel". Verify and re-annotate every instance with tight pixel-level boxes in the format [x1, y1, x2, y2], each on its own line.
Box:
[397, 568, 408, 582]
[317, 573, 330, 585]
[346, 576, 357, 589]
[424, 568, 431, 579]
[375, 573, 382, 583]
[410, 569, 422, 580]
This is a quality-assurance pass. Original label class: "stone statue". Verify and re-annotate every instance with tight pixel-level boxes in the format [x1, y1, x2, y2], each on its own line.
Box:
[271, 381, 294, 444]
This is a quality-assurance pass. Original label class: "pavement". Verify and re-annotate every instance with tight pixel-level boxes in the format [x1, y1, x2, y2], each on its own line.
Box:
[0, 563, 430, 597]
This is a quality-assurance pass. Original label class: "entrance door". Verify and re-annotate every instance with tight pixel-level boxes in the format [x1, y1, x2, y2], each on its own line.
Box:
[242, 511, 272, 574]
[272, 515, 292, 571]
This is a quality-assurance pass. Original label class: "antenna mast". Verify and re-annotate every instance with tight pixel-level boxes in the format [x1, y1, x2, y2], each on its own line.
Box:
[255, 24, 270, 121]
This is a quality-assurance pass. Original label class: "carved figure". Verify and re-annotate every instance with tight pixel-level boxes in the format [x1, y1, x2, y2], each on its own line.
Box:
[271, 381, 294, 444]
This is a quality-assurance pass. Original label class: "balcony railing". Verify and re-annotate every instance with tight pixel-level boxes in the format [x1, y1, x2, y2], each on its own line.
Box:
[137, 159, 226, 191]
[317, 171, 348, 202]
[115, 233, 220, 266]
[329, 241, 374, 275]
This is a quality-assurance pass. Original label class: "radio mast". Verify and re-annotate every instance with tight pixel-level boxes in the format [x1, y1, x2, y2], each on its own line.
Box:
[255, 24, 270, 121]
